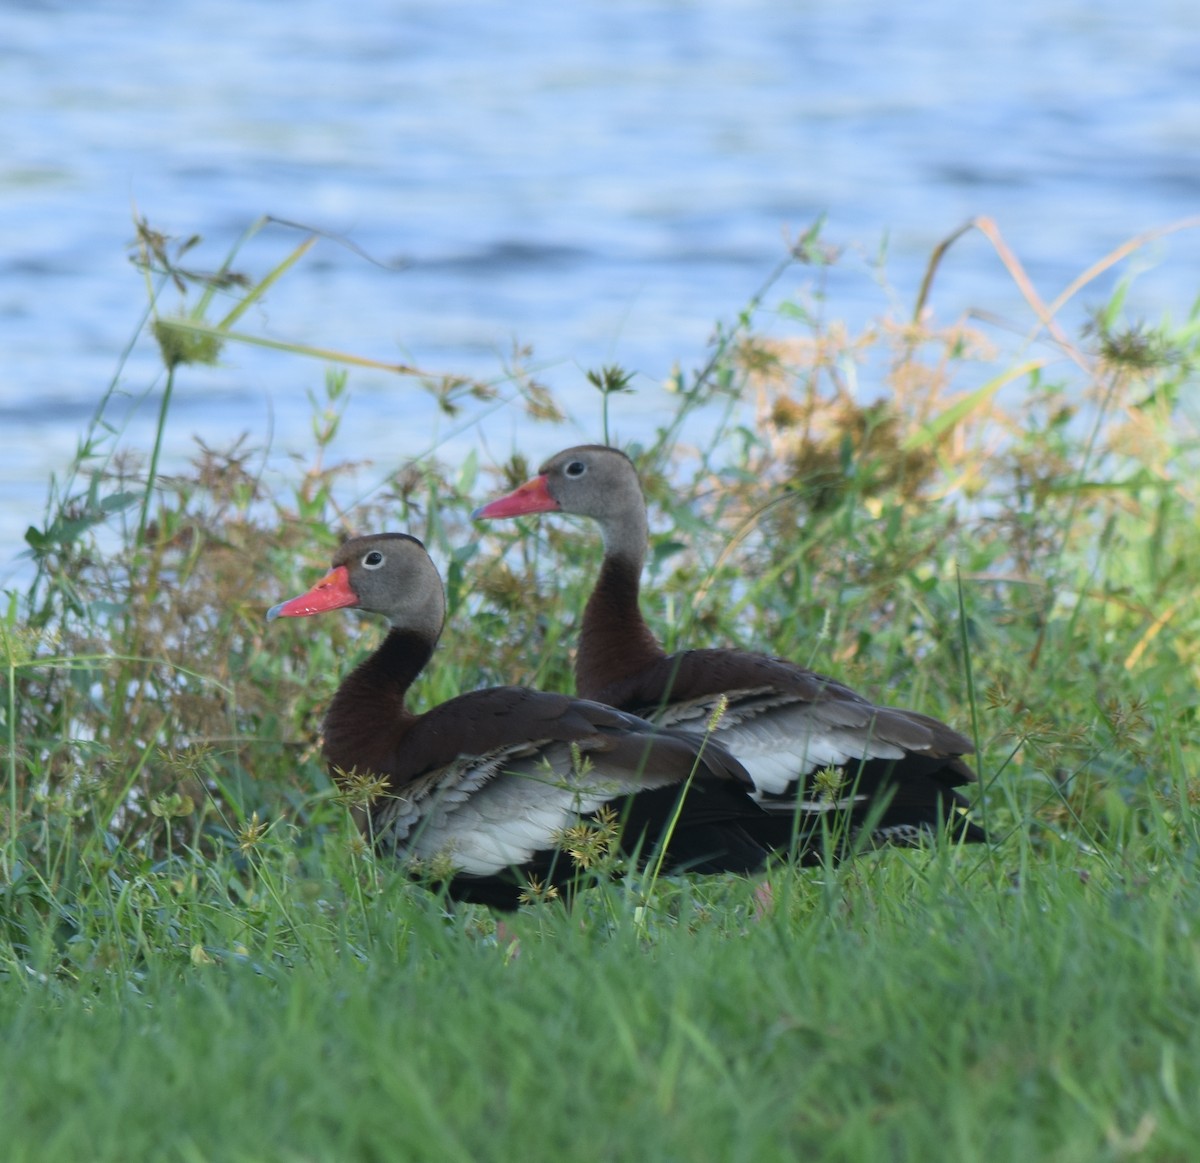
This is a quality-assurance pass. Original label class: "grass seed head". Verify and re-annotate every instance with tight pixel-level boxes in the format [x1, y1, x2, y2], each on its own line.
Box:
[237, 811, 269, 854]
[812, 766, 848, 802]
[332, 766, 392, 809]
[517, 875, 560, 906]
[706, 693, 730, 734]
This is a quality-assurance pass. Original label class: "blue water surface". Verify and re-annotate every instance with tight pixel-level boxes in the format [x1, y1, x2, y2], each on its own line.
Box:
[2, 0, 1198, 576]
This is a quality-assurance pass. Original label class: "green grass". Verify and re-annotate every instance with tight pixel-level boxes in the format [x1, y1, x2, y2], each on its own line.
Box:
[4, 216, 1200, 1161]
[4, 853, 1199, 1161]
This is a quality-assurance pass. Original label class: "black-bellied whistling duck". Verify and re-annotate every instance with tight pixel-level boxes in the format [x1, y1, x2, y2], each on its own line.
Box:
[268, 532, 778, 909]
[474, 445, 987, 855]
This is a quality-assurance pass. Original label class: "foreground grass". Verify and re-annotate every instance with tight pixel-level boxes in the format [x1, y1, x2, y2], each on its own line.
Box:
[5, 844, 1199, 1162]
[4, 218, 1200, 1160]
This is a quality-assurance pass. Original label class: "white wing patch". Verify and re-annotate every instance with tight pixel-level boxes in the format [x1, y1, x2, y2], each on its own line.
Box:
[411, 764, 621, 876]
[372, 741, 643, 877]
[643, 689, 911, 800]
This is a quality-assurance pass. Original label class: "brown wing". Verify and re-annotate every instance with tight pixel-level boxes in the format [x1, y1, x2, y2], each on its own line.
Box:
[589, 648, 970, 750]
[359, 685, 769, 880]
[392, 685, 752, 789]
[579, 647, 984, 846]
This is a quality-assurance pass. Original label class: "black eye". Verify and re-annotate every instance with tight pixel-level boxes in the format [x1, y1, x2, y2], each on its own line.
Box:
[564, 460, 586, 478]
[362, 550, 385, 569]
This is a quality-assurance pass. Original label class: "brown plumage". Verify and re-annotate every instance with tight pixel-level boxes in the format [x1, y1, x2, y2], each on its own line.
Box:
[474, 445, 987, 856]
[268, 532, 777, 909]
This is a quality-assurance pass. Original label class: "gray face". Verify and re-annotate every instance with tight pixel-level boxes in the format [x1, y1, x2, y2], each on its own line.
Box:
[538, 446, 645, 524]
[333, 533, 447, 637]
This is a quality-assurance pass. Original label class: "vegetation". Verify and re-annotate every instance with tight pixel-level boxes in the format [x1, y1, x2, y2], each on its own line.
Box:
[3, 216, 1200, 1161]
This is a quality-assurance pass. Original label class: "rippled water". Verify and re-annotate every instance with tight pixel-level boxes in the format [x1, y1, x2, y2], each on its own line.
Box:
[3, 0, 1199, 576]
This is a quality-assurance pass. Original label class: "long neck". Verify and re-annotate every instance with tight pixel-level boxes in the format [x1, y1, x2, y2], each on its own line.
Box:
[322, 628, 433, 789]
[575, 511, 666, 702]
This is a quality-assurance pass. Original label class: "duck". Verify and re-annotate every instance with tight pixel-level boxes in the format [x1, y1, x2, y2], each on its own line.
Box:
[473, 445, 987, 856]
[268, 531, 780, 909]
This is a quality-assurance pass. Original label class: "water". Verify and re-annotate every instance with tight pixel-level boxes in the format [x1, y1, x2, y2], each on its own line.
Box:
[3, 0, 1199, 579]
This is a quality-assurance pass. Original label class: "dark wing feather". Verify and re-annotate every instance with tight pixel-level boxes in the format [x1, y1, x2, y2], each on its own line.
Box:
[391, 685, 752, 789]
[582, 646, 985, 846]
[353, 685, 771, 893]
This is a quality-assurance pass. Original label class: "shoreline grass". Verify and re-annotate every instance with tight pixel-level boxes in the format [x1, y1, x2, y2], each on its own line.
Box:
[3, 217, 1200, 1160]
[5, 850, 1198, 1161]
